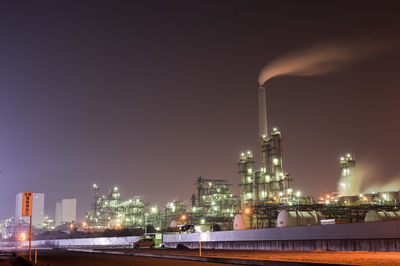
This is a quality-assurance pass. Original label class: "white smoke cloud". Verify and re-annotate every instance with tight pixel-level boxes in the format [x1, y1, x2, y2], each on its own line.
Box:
[258, 37, 398, 85]
[363, 174, 400, 194]
[338, 159, 377, 196]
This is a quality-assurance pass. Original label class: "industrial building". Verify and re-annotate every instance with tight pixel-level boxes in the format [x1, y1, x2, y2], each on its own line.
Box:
[15, 192, 45, 226]
[238, 86, 294, 209]
[86, 185, 145, 229]
[194, 176, 239, 214]
[55, 199, 77, 226]
[233, 82, 400, 230]
[188, 177, 240, 230]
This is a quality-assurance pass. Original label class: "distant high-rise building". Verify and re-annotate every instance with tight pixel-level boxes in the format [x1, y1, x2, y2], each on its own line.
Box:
[15, 193, 45, 226]
[55, 199, 77, 226]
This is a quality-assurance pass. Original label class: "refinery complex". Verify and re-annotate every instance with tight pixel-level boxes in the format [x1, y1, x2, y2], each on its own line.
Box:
[1, 82, 400, 241]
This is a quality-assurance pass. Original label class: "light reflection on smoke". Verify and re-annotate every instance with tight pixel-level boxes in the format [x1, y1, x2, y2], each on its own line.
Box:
[258, 36, 398, 85]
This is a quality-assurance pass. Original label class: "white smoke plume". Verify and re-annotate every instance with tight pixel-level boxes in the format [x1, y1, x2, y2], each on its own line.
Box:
[363, 173, 400, 194]
[258, 37, 398, 85]
[338, 157, 400, 195]
[338, 159, 376, 196]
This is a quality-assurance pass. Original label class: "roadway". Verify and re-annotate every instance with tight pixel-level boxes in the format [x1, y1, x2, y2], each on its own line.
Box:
[26, 250, 238, 266]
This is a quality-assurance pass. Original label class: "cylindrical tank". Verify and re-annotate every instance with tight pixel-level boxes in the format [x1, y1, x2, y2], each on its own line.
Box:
[233, 214, 250, 230]
[277, 209, 322, 227]
[365, 210, 400, 222]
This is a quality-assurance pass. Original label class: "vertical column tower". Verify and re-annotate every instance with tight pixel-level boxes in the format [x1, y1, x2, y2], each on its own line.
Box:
[238, 151, 255, 208]
[339, 154, 356, 196]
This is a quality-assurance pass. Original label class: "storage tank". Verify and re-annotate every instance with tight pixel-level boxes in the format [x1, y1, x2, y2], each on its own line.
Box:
[365, 210, 400, 222]
[277, 209, 322, 227]
[233, 214, 250, 230]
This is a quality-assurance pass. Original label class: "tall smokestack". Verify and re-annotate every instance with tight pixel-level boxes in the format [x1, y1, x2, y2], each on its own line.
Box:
[258, 85, 268, 140]
[258, 85, 268, 170]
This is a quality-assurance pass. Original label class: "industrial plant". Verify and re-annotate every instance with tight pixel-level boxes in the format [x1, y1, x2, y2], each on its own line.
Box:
[2, 79, 400, 243]
[76, 81, 400, 233]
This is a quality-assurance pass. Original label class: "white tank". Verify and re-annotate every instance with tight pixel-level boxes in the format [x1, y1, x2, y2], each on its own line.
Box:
[365, 210, 400, 222]
[277, 209, 322, 227]
[233, 214, 249, 230]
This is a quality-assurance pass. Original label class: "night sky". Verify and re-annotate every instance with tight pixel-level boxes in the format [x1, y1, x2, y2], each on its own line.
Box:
[1, 1, 400, 220]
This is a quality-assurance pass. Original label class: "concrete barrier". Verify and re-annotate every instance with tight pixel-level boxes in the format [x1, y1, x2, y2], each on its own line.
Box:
[14, 236, 141, 248]
[163, 221, 400, 251]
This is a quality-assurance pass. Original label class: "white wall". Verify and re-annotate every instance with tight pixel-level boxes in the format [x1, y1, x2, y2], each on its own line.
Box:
[15, 193, 45, 226]
[55, 199, 77, 226]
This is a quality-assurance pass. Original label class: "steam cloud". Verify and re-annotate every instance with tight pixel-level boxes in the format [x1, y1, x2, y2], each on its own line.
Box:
[258, 37, 398, 85]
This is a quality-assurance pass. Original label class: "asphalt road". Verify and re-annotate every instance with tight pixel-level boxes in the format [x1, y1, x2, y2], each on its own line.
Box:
[0, 252, 30, 266]
[31, 250, 237, 266]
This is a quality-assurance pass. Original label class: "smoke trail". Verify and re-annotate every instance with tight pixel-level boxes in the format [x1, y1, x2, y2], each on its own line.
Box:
[258, 37, 398, 85]
[363, 174, 400, 193]
[338, 160, 376, 196]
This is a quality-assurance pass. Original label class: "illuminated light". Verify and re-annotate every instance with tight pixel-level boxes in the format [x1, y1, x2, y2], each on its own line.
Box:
[265, 175, 271, 182]
[340, 157, 345, 161]
[241, 152, 245, 157]
[247, 168, 253, 174]
[382, 194, 388, 200]
[247, 151, 251, 155]
[359, 194, 363, 198]
[363, 197, 367, 201]
[288, 188, 292, 194]
[19, 232, 27, 241]
[347, 154, 351, 158]
[320, 197, 324, 201]
[82, 222, 87, 227]
[93, 184, 98, 189]
[247, 176, 252, 182]
[180, 214, 187, 221]
[273, 128, 277, 131]
[70, 224, 74, 229]
[327, 195, 330, 199]
[208, 182, 212, 187]
[151, 207, 157, 213]
[114, 187, 118, 191]
[246, 193, 252, 199]
[296, 191, 301, 197]
[273, 158, 279, 165]
[325, 200, 330, 205]
[244, 208, 251, 215]
[279, 192, 283, 196]
[262, 134, 266, 138]
[200, 219, 205, 224]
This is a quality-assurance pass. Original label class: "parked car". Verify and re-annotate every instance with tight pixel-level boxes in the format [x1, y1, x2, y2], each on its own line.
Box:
[133, 238, 155, 249]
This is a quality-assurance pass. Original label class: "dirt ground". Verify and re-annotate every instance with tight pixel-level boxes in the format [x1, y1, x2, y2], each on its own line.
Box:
[104, 248, 400, 265]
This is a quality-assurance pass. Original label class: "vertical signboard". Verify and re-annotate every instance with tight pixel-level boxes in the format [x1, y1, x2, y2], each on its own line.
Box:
[22, 192, 33, 261]
[22, 192, 33, 217]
